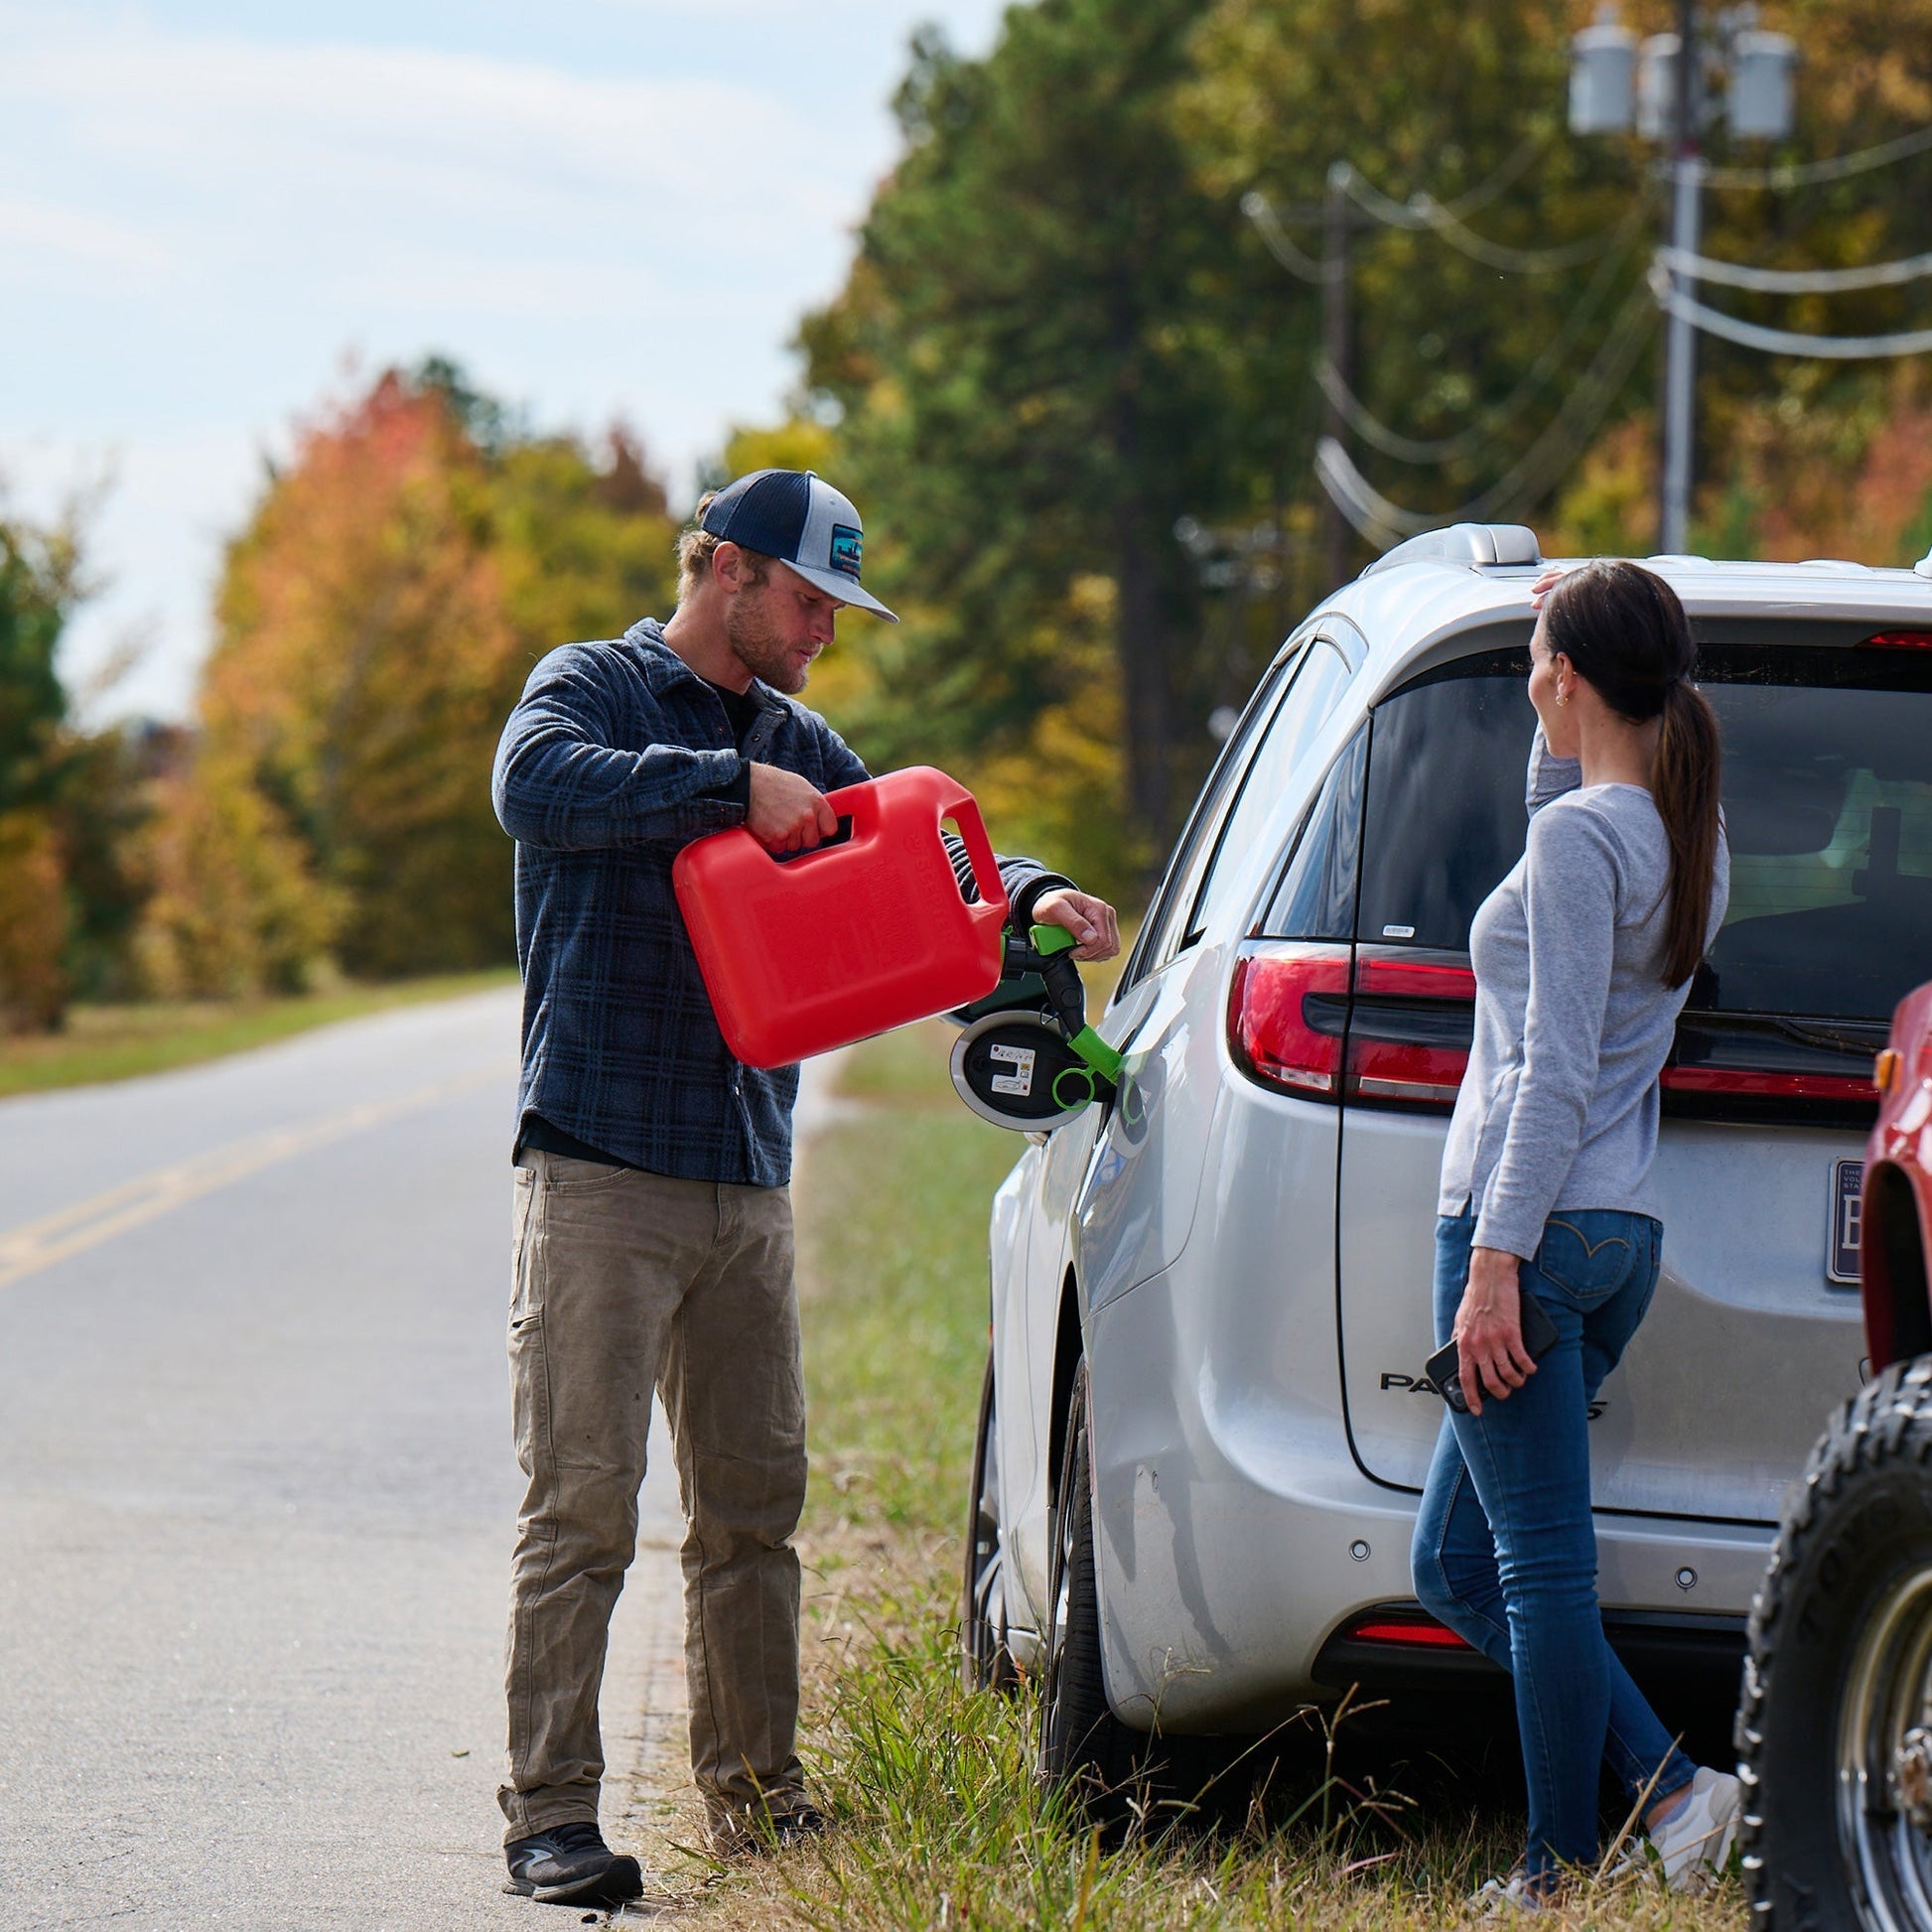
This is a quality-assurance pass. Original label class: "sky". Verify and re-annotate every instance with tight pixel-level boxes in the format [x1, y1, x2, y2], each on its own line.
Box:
[0, 0, 1009, 720]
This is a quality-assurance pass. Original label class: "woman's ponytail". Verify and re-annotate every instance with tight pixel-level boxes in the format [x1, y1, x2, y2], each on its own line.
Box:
[1652, 678, 1723, 987]
[1543, 559, 1724, 987]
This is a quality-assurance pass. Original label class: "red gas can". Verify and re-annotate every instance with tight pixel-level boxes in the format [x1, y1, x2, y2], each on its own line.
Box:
[673, 765, 1010, 1067]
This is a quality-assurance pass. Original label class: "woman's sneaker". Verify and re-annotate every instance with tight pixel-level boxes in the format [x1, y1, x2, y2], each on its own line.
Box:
[1475, 1871, 1542, 1916]
[1631, 1766, 1741, 1892]
[502, 1821, 644, 1906]
[1473, 1866, 1571, 1915]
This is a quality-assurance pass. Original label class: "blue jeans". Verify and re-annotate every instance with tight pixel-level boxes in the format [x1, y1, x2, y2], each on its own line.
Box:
[1410, 1208, 1696, 1880]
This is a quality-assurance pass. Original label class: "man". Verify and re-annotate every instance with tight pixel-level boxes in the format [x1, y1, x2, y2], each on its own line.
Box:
[489, 470, 1119, 1907]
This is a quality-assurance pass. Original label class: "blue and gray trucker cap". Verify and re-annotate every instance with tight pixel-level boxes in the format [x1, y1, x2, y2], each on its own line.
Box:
[699, 470, 898, 621]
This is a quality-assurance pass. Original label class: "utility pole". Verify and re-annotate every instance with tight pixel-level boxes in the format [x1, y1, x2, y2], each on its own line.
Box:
[1570, 3, 1795, 556]
[1322, 160, 1353, 590]
[1660, 0, 1704, 553]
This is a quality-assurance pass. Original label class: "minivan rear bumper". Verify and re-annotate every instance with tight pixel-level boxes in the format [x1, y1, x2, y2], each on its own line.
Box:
[1311, 1602, 1747, 1694]
[1085, 1263, 1777, 1734]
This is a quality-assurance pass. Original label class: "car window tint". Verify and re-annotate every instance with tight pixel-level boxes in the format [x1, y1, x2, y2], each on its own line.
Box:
[1257, 724, 1368, 940]
[1699, 642, 1932, 1020]
[1121, 649, 1301, 987]
[1186, 639, 1353, 943]
[1357, 638, 1932, 1021]
[1357, 648, 1532, 952]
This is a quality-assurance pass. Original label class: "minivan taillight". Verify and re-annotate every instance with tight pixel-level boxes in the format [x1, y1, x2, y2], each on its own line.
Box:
[1231, 944, 1476, 1108]
[1660, 1065, 1876, 1103]
[1229, 945, 1352, 1096]
[1664, 1012, 1883, 1124]
[1653, 1066, 1877, 1112]
[1348, 952, 1477, 1105]
[1335, 1608, 1471, 1650]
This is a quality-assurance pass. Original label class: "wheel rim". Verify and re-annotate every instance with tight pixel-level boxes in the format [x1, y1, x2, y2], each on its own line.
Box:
[966, 1401, 1007, 1682]
[1838, 1561, 1932, 1930]
[1041, 1437, 1079, 1747]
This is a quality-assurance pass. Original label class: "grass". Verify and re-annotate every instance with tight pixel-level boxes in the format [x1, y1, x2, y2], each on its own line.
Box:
[641, 1015, 1751, 1931]
[0, 969, 518, 1098]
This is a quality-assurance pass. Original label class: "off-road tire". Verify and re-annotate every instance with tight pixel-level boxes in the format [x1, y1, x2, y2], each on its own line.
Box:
[962, 1348, 1019, 1693]
[1038, 1360, 1149, 1824]
[1737, 1355, 1932, 1930]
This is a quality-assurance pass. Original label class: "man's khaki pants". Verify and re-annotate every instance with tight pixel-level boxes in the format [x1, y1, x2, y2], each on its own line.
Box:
[498, 1151, 807, 1843]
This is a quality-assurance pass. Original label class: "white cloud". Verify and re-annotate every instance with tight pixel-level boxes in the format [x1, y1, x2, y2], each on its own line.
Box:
[0, 26, 861, 317]
[0, 195, 169, 272]
[0, 1, 1006, 717]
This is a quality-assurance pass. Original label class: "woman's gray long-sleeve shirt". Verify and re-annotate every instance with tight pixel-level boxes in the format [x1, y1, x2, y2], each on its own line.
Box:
[1438, 732, 1730, 1259]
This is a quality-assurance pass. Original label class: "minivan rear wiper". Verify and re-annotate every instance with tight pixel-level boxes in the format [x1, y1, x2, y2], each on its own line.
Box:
[1679, 1010, 1888, 1057]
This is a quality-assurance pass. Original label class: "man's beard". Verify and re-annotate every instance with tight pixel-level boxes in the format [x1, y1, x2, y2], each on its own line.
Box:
[726, 590, 811, 695]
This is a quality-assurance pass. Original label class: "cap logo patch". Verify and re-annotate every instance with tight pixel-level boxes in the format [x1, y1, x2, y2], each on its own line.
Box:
[829, 524, 864, 579]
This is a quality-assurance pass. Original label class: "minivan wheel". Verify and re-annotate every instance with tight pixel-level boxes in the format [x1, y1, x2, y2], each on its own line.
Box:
[1738, 1357, 1932, 1930]
[1039, 1360, 1147, 1818]
[962, 1348, 1017, 1693]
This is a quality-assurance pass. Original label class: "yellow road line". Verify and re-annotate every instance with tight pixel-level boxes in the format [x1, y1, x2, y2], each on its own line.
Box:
[0, 1065, 512, 1293]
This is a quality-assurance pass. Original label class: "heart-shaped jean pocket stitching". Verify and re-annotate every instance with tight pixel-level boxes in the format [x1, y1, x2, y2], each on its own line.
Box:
[1536, 1219, 1633, 1299]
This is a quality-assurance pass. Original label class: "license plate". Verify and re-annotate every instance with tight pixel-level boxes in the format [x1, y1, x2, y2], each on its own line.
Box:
[1828, 1159, 1863, 1287]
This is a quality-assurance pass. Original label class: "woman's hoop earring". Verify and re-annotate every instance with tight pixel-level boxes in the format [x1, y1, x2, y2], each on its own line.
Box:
[1557, 690, 1570, 707]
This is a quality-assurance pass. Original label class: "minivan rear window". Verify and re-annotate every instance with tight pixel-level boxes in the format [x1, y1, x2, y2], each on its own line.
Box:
[1357, 639, 1932, 1022]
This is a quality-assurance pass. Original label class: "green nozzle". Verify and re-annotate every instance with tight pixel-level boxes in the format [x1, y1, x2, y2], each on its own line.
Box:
[1067, 1024, 1123, 1084]
[1030, 922, 1077, 957]
[1050, 1064, 1097, 1110]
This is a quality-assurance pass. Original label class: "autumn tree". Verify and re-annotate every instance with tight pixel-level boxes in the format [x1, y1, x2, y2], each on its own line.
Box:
[1181, 0, 1932, 562]
[789, 0, 1932, 898]
[141, 361, 680, 994]
[0, 511, 85, 1030]
[798, 2, 1284, 876]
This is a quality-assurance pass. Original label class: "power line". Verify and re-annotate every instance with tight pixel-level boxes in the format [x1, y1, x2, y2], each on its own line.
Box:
[1657, 241, 1932, 295]
[1312, 241, 1634, 464]
[1338, 161, 1650, 274]
[1243, 133, 1549, 236]
[1241, 191, 1339, 285]
[1413, 188, 1649, 274]
[1698, 123, 1932, 191]
[1650, 271, 1932, 358]
[1315, 280, 1659, 542]
[1431, 134, 1548, 220]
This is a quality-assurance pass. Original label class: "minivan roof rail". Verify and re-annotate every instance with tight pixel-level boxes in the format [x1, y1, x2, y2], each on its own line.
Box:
[1359, 523, 1543, 579]
[1917, 544, 1932, 580]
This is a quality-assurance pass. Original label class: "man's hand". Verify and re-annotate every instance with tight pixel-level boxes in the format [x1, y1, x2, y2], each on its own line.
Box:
[1033, 889, 1121, 962]
[1528, 565, 1568, 614]
[747, 762, 839, 854]
[1451, 1246, 1539, 1417]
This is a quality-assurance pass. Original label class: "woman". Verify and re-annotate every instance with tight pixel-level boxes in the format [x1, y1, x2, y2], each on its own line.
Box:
[1409, 559, 1732, 1901]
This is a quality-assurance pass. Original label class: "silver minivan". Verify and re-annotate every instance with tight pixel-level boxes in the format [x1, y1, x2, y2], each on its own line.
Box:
[961, 522, 1932, 1791]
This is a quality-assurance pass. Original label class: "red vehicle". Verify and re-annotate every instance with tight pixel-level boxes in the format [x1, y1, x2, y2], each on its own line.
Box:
[1738, 978, 1932, 1931]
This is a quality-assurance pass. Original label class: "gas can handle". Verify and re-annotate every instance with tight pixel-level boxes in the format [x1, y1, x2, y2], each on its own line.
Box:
[939, 786, 1008, 920]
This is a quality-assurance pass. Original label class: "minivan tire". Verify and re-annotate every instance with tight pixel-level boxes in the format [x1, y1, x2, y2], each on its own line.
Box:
[1039, 1360, 1148, 1820]
[1737, 1356, 1932, 1929]
[963, 1349, 1018, 1693]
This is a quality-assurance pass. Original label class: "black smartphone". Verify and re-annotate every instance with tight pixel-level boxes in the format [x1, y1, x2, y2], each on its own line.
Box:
[1426, 1294, 1561, 1413]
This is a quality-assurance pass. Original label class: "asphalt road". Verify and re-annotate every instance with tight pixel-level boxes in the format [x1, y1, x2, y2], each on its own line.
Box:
[0, 988, 835, 1931]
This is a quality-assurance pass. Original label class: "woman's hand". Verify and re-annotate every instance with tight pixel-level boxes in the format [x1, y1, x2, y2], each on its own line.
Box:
[1451, 1246, 1540, 1417]
[1528, 565, 1567, 613]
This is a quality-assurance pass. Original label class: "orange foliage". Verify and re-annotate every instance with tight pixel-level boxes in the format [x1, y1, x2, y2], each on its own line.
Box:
[141, 366, 684, 994]
[1744, 375, 1932, 566]
[143, 373, 526, 990]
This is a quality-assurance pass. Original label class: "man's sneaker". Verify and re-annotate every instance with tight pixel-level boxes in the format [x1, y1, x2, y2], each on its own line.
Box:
[1647, 1766, 1741, 1892]
[502, 1821, 644, 1906]
[703, 1799, 828, 1858]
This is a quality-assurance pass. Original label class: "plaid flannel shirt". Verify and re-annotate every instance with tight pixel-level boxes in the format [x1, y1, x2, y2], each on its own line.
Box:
[491, 619, 1065, 1186]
